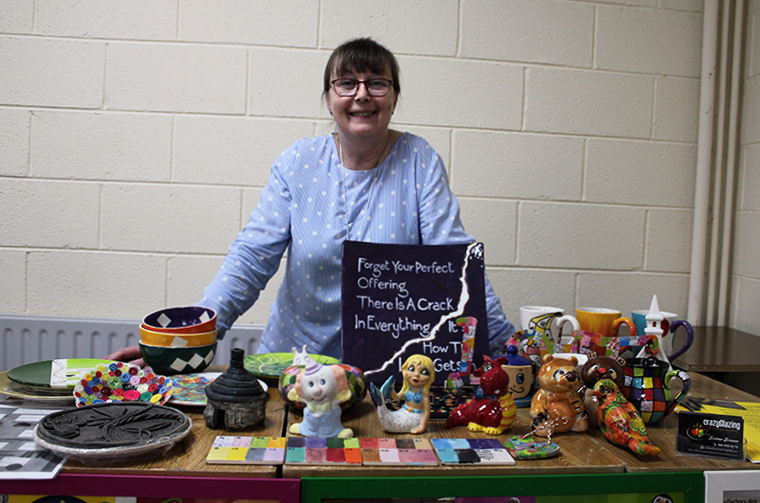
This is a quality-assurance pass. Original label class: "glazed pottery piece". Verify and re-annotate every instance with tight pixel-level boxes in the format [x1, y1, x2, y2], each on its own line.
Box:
[8, 359, 117, 390]
[631, 310, 694, 362]
[204, 348, 267, 431]
[142, 306, 217, 334]
[444, 355, 517, 435]
[622, 356, 690, 424]
[139, 341, 216, 376]
[594, 378, 661, 456]
[494, 345, 535, 407]
[139, 324, 217, 347]
[579, 353, 626, 427]
[73, 362, 174, 407]
[369, 354, 435, 435]
[244, 352, 339, 382]
[34, 401, 192, 462]
[503, 435, 560, 460]
[518, 306, 579, 364]
[280, 362, 365, 411]
[529, 354, 588, 437]
[287, 348, 353, 438]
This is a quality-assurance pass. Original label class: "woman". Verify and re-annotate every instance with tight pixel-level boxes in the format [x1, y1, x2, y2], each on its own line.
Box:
[109, 38, 514, 364]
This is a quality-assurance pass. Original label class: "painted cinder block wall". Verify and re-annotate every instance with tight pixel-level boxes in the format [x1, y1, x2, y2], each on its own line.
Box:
[0, 1, 757, 337]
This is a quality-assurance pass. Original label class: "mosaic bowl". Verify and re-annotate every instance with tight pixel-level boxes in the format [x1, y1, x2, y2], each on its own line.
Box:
[73, 362, 174, 407]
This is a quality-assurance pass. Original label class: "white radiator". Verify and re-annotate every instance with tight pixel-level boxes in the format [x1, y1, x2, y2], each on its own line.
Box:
[0, 314, 263, 372]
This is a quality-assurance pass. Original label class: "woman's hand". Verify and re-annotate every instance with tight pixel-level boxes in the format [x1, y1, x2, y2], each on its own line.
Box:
[106, 346, 145, 368]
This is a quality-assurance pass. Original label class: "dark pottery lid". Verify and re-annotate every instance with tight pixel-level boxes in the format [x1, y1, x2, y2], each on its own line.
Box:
[205, 348, 266, 403]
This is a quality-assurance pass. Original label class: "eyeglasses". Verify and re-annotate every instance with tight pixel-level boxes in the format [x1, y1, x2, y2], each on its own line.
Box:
[331, 78, 393, 97]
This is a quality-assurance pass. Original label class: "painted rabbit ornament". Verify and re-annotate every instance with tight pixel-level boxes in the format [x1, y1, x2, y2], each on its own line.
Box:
[287, 354, 353, 438]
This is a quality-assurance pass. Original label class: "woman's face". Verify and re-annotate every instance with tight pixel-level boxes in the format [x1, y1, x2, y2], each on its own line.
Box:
[403, 360, 431, 390]
[326, 64, 397, 141]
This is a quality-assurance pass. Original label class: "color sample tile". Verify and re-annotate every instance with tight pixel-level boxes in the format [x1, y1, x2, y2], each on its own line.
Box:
[431, 438, 515, 465]
[206, 436, 287, 465]
[360, 437, 439, 466]
[285, 436, 362, 465]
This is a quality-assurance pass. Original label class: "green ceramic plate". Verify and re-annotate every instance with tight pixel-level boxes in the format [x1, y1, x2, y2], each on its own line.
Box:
[243, 352, 339, 379]
[7, 358, 117, 390]
[0, 371, 76, 403]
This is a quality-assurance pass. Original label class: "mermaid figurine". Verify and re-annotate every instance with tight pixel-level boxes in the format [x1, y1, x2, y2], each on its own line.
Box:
[369, 354, 435, 434]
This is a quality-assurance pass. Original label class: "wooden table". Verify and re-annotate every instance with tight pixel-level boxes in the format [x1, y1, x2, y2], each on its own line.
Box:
[289, 372, 760, 502]
[2, 371, 759, 503]
[671, 325, 760, 373]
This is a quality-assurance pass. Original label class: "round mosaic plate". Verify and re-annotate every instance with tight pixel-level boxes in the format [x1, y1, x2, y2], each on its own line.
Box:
[243, 352, 339, 379]
[72, 362, 174, 407]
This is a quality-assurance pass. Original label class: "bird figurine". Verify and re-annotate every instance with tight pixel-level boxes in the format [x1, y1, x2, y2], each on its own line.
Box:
[593, 379, 661, 456]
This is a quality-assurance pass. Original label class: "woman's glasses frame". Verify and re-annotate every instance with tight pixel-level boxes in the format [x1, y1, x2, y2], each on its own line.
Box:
[330, 78, 393, 97]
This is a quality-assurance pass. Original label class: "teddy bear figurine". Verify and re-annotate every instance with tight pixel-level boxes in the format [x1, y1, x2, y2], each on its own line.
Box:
[529, 354, 588, 437]
[287, 354, 353, 438]
[579, 352, 626, 428]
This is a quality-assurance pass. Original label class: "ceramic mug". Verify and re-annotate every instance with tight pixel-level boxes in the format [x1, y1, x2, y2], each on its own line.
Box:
[576, 307, 636, 337]
[631, 311, 694, 361]
[519, 306, 579, 361]
[622, 357, 691, 424]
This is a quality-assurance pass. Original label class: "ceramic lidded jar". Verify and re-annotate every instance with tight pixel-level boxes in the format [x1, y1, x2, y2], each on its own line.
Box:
[204, 348, 267, 431]
[498, 345, 536, 408]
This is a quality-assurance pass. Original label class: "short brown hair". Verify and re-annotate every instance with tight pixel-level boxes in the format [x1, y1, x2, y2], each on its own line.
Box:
[323, 38, 400, 96]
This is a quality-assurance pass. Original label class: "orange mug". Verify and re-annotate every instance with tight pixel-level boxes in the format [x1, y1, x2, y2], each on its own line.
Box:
[575, 307, 636, 338]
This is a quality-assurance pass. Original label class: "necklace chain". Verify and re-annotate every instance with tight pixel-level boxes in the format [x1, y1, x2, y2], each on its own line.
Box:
[338, 134, 389, 241]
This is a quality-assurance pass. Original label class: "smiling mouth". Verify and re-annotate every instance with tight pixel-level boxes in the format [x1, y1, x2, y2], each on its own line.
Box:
[349, 111, 377, 117]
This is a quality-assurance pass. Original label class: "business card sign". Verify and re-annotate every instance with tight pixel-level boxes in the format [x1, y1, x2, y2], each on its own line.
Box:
[340, 241, 488, 386]
[677, 411, 745, 461]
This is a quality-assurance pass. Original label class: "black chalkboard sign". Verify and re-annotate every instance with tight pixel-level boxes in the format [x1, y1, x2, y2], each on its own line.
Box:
[340, 240, 489, 386]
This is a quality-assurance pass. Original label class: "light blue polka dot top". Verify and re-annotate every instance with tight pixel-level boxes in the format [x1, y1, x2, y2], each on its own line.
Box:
[199, 132, 515, 358]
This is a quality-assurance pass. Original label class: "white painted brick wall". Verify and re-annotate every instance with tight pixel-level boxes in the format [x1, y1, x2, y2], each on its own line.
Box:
[595, 5, 703, 77]
[585, 140, 697, 207]
[27, 251, 167, 316]
[524, 67, 654, 138]
[321, 0, 459, 56]
[517, 202, 646, 270]
[451, 130, 584, 201]
[36, 0, 178, 40]
[733, 0, 760, 333]
[0, 37, 105, 108]
[1, 1, 757, 339]
[0, 108, 29, 176]
[1, 179, 100, 248]
[654, 77, 701, 142]
[30, 111, 173, 181]
[100, 184, 242, 254]
[173, 116, 314, 186]
[460, 0, 594, 67]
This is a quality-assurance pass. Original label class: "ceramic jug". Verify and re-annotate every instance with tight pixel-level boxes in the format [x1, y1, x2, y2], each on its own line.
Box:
[622, 357, 690, 424]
